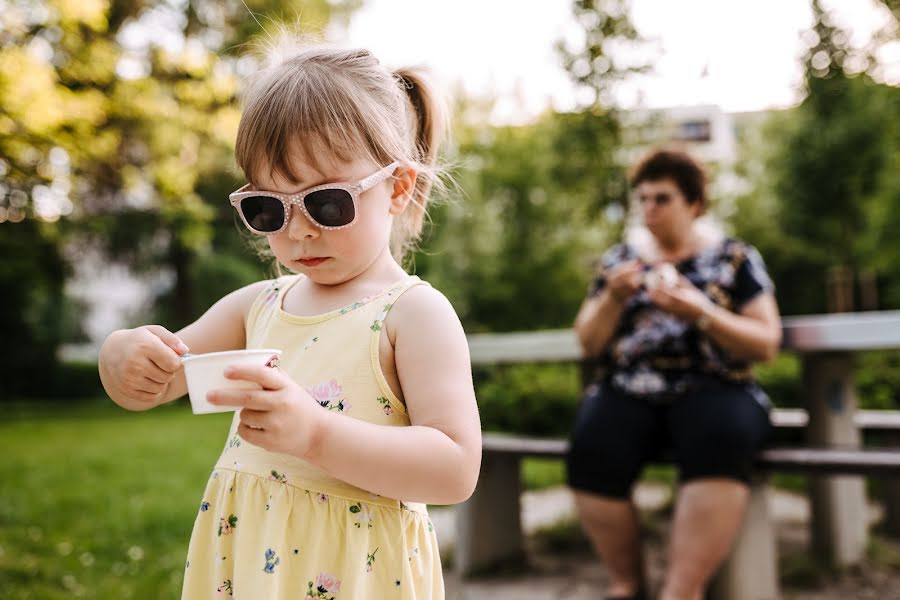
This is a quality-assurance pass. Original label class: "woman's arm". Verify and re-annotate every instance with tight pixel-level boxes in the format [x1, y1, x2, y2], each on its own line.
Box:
[574, 290, 628, 357]
[695, 293, 782, 362]
[649, 281, 782, 362]
[574, 259, 643, 357]
[208, 285, 483, 505]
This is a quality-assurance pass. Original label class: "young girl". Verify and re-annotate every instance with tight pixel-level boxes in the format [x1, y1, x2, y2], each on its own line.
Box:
[98, 36, 482, 599]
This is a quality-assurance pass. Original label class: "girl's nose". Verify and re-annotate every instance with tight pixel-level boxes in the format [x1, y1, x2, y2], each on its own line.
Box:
[287, 205, 320, 240]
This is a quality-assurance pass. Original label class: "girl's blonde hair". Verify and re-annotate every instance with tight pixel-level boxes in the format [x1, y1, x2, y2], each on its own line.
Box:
[235, 34, 449, 262]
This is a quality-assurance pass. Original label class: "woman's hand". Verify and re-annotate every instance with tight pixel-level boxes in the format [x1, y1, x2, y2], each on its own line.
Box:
[99, 325, 189, 410]
[207, 364, 325, 459]
[605, 259, 644, 303]
[647, 275, 713, 322]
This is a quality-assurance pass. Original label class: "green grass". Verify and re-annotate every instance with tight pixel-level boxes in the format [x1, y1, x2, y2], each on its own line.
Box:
[1, 399, 233, 599]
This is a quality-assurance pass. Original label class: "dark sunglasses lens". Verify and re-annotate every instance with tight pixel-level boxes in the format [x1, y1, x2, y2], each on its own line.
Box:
[304, 189, 354, 227]
[239, 196, 285, 232]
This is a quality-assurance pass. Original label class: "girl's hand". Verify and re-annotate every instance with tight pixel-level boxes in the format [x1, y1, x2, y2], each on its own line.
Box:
[207, 365, 324, 458]
[605, 259, 644, 303]
[647, 275, 713, 322]
[99, 325, 189, 409]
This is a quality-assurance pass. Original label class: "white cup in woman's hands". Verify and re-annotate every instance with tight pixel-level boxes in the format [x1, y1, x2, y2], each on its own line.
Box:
[182, 349, 282, 414]
[644, 263, 679, 290]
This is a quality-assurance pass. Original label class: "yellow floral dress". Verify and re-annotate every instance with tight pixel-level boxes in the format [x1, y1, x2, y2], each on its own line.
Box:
[181, 275, 443, 599]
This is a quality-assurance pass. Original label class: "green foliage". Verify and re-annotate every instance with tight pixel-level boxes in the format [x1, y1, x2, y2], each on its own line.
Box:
[730, 1, 900, 315]
[414, 0, 643, 333]
[856, 351, 900, 410]
[0, 219, 79, 398]
[0, 1, 359, 392]
[754, 353, 803, 409]
[417, 109, 626, 332]
[33, 361, 104, 399]
[475, 364, 581, 436]
[556, 0, 653, 108]
[522, 459, 567, 491]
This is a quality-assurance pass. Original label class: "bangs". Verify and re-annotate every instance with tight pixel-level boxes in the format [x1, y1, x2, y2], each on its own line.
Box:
[235, 62, 388, 187]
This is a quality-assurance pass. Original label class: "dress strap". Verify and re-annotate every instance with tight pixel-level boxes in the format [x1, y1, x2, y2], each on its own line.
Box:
[367, 276, 431, 417]
[245, 275, 296, 336]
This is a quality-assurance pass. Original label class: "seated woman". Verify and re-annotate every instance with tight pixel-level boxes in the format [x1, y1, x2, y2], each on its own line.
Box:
[566, 147, 782, 600]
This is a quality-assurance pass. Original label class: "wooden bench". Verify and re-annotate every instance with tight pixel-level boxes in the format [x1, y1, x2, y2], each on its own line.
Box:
[459, 311, 900, 600]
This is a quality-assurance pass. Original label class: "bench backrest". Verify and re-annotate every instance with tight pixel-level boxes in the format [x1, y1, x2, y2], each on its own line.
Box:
[467, 311, 900, 366]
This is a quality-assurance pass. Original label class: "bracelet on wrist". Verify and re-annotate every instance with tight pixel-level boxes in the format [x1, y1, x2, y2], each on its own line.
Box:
[695, 303, 714, 331]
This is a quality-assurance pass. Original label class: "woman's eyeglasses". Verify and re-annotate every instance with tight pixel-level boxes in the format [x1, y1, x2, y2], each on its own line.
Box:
[229, 162, 399, 234]
[638, 192, 673, 206]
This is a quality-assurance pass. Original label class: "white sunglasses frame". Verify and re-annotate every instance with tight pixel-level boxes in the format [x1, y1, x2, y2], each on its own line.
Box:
[229, 161, 400, 234]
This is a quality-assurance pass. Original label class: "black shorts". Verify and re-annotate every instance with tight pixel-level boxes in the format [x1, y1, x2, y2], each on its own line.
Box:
[566, 379, 772, 499]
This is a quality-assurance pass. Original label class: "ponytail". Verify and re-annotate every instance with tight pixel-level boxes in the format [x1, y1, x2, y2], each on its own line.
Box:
[394, 67, 448, 208]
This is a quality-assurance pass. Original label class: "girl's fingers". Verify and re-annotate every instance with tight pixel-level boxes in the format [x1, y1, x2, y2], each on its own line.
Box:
[143, 359, 175, 385]
[133, 390, 162, 404]
[135, 379, 166, 395]
[144, 325, 190, 355]
[207, 388, 272, 410]
[237, 421, 264, 444]
[223, 364, 284, 390]
[238, 408, 269, 430]
[147, 338, 184, 373]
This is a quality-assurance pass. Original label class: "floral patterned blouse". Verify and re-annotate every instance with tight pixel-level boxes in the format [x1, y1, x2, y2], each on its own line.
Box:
[587, 238, 775, 404]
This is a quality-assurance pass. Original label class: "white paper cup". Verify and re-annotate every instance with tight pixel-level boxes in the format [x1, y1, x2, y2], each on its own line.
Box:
[182, 349, 282, 414]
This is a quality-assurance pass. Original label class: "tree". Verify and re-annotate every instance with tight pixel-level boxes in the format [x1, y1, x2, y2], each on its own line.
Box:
[415, 0, 649, 332]
[0, 0, 359, 396]
[731, 0, 900, 315]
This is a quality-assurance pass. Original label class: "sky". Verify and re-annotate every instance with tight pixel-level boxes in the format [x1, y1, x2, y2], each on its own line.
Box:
[342, 0, 898, 124]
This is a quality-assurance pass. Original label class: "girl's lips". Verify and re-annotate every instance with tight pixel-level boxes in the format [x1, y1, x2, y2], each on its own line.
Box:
[297, 257, 329, 267]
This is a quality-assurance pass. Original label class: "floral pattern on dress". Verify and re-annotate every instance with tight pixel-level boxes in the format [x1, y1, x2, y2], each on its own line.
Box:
[306, 380, 351, 412]
[370, 303, 394, 332]
[349, 502, 374, 528]
[262, 281, 281, 307]
[263, 548, 280, 573]
[376, 396, 393, 416]
[269, 470, 287, 483]
[307, 572, 341, 599]
[218, 514, 237, 536]
[366, 548, 378, 573]
[216, 579, 233, 596]
[339, 299, 370, 315]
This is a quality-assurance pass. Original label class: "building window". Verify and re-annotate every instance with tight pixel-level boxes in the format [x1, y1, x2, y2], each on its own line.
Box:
[674, 120, 711, 142]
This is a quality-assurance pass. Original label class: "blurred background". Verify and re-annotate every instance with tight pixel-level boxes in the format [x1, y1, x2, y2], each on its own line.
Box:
[1, 0, 898, 598]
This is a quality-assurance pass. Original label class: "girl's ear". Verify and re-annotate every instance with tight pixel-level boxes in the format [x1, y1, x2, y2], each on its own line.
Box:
[388, 166, 417, 215]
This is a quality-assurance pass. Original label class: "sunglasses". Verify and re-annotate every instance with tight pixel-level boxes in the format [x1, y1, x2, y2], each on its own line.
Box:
[229, 162, 399, 234]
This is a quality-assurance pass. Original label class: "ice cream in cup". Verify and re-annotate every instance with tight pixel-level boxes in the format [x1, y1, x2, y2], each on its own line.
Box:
[181, 349, 282, 414]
